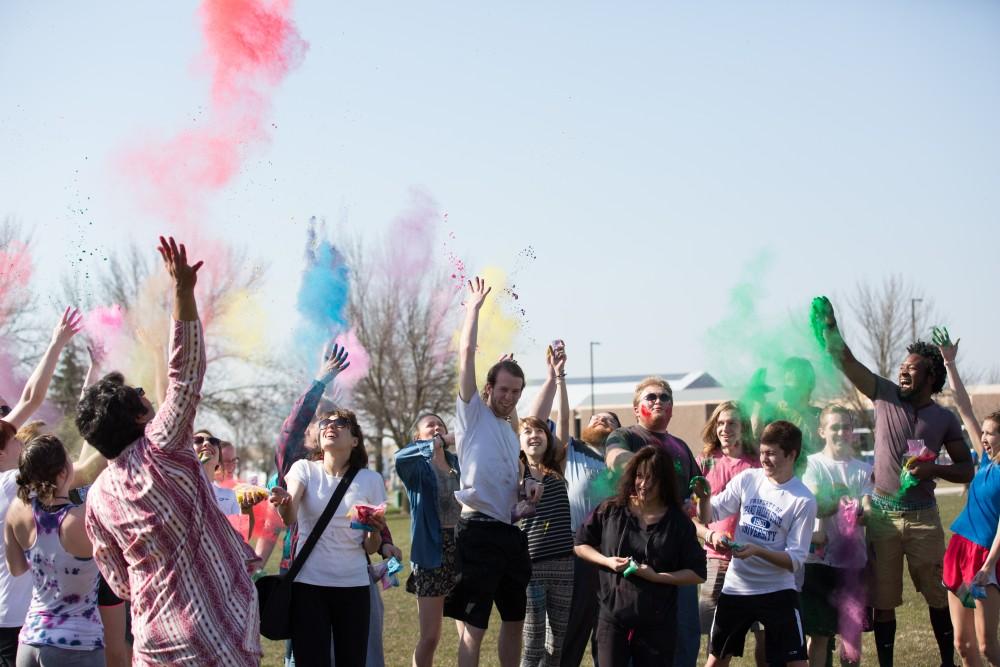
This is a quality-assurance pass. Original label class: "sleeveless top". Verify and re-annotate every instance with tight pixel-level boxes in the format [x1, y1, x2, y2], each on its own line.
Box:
[520, 471, 574, 562]
[19, 500, 103, 650]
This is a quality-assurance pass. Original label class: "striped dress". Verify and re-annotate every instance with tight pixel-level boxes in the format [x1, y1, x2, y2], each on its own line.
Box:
[85, 320, 261, 666]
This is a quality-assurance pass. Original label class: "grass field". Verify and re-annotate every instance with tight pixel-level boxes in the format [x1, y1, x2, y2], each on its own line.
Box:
[260, 494, 968, 666]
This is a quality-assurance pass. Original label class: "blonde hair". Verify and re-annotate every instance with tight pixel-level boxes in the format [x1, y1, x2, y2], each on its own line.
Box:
[700, 401, 754, 458]
[632, 376, 673, 408]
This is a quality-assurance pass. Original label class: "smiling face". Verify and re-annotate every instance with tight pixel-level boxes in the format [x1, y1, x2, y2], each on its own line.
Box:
[982, 419, 1000, 461]
[193, 432, 220, 470]
[319, 415, 359, 455]
[716, 409, 744, 458]
[898, 354, 933, 400]
[486, 369, 524, 418]
[632, 464, 659, 505]
[581, 412, 619, 445]
[520, 423, 549, 462]
[759, 442, 795, 482]
[818, 411, 855, 460]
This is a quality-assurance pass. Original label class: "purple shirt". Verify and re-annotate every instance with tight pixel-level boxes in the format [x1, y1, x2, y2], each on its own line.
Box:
[872, 376, 964, 505]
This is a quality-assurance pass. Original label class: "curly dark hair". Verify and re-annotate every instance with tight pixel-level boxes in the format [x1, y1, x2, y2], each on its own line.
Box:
[16, 434, 69, 504]
[609, 445, 681, 510]
[906, 341, 947, 394]
[76, 372, 147, 459]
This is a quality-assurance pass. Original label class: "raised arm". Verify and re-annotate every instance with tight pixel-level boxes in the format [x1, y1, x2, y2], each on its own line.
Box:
[934, 327, 983, 451]
[812, 296, 877, 400]
[145, 237, 206, 452]
[555, 349, 570, 448]
[528, 344, 560, 420]
[275, 341, 349, 486]
[458, 277, 491, 403]
[4, 307, 82, 429]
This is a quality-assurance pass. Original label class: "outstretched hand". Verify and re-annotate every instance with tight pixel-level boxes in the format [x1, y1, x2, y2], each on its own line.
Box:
[465, 276, 491, 311]
[51, 307, 83, 347]
[157, 236, 203, 292]
[317, 341, 351, 385]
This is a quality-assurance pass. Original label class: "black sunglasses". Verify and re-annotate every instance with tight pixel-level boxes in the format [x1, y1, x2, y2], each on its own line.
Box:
[319, 417, 352, 430]
[193, 435, 221, 446]
[642, 392, 672, 404]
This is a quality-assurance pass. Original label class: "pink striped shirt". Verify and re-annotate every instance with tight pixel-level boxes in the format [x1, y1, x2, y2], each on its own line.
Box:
[85, 320, 261, 666]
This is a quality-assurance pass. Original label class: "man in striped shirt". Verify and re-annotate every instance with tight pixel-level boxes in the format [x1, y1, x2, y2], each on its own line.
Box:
[79, 237, 261, 666]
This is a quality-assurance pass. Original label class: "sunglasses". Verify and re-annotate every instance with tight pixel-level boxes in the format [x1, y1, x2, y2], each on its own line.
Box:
[193, 435, 221, 446]
[318, 417, 352, 431]
[642, 392, 672, 404]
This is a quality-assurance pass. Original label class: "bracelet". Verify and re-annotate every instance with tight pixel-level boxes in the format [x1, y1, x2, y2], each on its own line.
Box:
[707, 530, 715, 544]
[556, 373, 566, 378]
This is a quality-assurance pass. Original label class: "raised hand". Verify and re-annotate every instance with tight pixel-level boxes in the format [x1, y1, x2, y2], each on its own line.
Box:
[316, 340, 350, 385]
[157, 236, 203, 292]
[465, 276, 491, 311]
[51, 307, 83, 347]
[932, 326, 960, 363]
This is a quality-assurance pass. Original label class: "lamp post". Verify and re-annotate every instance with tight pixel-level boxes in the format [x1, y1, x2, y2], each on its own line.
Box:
[911, 298, 922, 343]
[589, 341, 601, 417]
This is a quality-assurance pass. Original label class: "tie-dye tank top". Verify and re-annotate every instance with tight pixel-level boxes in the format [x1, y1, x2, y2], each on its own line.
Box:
[18, 500, 103, 650]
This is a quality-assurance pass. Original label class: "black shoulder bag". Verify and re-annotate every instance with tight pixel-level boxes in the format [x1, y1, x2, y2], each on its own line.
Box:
[256, 466, 359, 640]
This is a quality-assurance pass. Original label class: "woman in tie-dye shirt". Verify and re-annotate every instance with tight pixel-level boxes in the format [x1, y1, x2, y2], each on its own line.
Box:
[5, 435, 104, 666]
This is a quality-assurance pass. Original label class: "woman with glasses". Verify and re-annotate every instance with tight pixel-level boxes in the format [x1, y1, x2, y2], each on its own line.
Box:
[270, 409, 386, 667]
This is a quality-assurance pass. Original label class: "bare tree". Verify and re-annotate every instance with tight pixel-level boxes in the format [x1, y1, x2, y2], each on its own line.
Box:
[345, 238, 458, 474]
[847, 275, 935, 378]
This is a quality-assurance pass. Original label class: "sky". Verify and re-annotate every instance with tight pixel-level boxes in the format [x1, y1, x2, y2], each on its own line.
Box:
[2, 0, 999, 388]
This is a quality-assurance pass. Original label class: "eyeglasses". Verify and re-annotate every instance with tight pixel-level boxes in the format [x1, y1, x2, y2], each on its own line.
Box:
[642, 392, 672, 404]
[193, 435, 221, 446]
[318, 417, 352, 431]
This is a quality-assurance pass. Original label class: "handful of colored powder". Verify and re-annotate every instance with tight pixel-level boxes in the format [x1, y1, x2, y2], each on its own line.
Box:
[349, 503, 387, 531]
[369, 556, 403, 590]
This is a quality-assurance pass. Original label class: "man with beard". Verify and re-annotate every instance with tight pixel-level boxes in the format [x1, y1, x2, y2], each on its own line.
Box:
[445, 277, 541, 667]
[559, 411, 621, 667]
[813, 297, 972, 667]
[604, 377, 702, 667]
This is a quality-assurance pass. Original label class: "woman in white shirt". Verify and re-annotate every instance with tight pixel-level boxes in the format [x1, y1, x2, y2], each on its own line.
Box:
[270, 409, 386, 667]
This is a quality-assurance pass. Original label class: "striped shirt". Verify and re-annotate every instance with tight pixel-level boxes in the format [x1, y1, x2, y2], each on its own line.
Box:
[520, 473, 574, 562]
[85, 320, 261, 666]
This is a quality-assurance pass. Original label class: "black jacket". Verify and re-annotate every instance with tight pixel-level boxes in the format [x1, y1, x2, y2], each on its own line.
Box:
[576, 501, 706, 629]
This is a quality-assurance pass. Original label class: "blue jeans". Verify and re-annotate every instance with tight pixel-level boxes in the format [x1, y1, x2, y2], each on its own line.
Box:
[673, 584, 700, 667]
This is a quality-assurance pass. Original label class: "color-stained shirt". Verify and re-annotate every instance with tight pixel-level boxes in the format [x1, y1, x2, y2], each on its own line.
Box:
[564, 438, 610, 532]
[520, 472, 574, 562]
[605, 426, 700, 490]
[85, 320, 261, 666]
[801, 452, 872, 568]
[0, 469, 31, 628]
[872, 376, 964, 505]
[710, 468, 816, 595]
[698, 450, 759, 560]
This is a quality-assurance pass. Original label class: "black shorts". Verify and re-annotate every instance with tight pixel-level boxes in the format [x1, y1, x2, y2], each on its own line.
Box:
[801, 564, 838, 637]
[443, 514, 532, 630]
[709, 589, 807, 663]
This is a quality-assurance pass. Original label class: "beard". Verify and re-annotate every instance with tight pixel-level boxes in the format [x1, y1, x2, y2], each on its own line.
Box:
[581, 424, 613, 446]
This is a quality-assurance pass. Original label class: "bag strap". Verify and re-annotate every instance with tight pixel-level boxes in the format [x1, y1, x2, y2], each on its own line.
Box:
[285, 466, 359, 582]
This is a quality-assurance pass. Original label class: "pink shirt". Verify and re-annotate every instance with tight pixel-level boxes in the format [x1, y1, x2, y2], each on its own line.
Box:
[86, 320, 261, 666]
[698, 450, 759, 560]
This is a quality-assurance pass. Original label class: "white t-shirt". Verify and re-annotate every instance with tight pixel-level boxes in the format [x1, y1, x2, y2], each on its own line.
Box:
[802, 452, 873, 568]
[710, 468, 817, 595]
[0, 469, 31, 627]
[454, 393, 520, 523]
[213, 484, 240, 517]
[285, 460, 386, 587]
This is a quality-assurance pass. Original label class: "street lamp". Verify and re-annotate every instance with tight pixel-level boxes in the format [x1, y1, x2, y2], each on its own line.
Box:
[911, 298, 922, 343]
[589, 341, 601, 416]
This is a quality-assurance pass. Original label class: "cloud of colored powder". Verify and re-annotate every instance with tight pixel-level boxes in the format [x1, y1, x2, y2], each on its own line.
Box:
[119, 0, 308, 230]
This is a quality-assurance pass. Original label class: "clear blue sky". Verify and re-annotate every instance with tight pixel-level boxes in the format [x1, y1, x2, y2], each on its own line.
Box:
[2, 1, 999, 385]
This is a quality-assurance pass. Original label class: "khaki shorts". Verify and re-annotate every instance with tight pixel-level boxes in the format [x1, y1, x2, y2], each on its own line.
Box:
[866, 505, 947, 609]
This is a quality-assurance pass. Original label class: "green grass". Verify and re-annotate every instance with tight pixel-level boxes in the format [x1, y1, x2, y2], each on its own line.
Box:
[261, 496, 968, 666]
